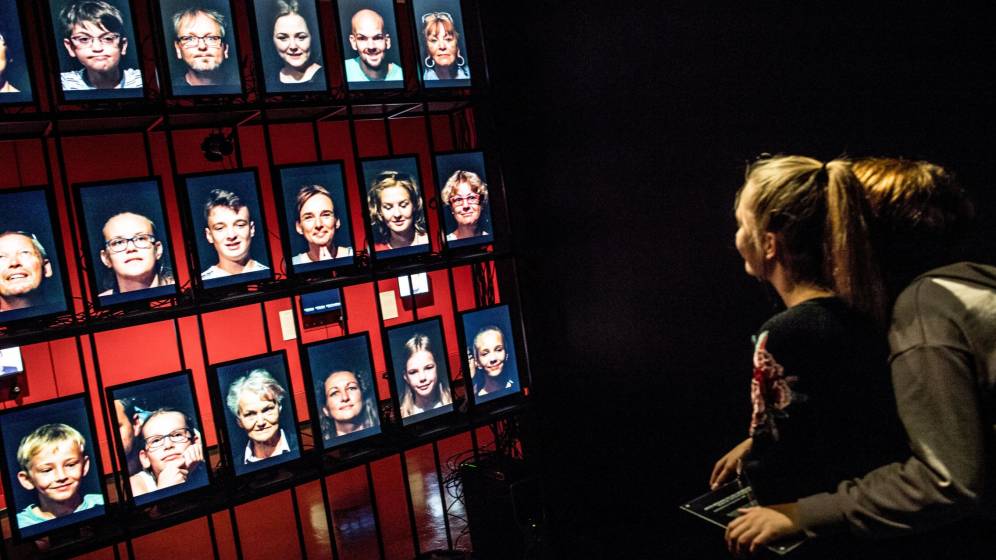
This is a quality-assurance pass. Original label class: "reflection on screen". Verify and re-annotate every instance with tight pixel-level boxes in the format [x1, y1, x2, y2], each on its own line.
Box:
[0, 346, 23, 376]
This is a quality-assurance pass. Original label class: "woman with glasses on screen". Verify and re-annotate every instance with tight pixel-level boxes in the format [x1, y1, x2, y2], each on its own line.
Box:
[97, 212, 174, 296]
[318, 369, 378, 440]
[441, 170, 489, 241]
[367, 171, 429, 251]
[399, 334, 452, 418]
[420, 12, 468, 81]
[270, 0, 322, 84]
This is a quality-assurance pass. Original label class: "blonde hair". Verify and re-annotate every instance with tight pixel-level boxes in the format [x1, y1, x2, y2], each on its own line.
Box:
[367, 171, 427, 242]
[399, 334, 452, 417]
[17, 423, 86, 471]
[738, 155, 885, 324]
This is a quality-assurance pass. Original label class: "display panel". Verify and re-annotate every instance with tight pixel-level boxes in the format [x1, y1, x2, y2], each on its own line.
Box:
[181, 169, 273, 291]
[460, 304, 521, 405]
[301, 287, 341, 316]
[304, 333, 382, 448]
[0, 395, 107, 540]
[277, 162, 355, 274]
[251, 0, 327, 93]
[360, 156, 431, 260]
[46, 0, 145, 101]
[0, 0, 35, 104]
[411, 0, 471, 88]
[211, 351, 301, 476]
[0, 188, 71, 325]
[0, 345, 24, 376]
[76, 178, 179, 307]
[434, 151, 493, 249]
[157, 0, 243, 96]
[107, 371, 211, 507]
[336, 0, 404, 91]
[386, 318, 454, 426]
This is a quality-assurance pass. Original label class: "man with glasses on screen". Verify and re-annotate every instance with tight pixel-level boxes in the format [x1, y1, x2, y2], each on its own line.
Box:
[172, 7, 232, 88]
[344, 8, 403, 82]
[59, 1, 142, 91]
[98, 212, 174, 296]
[0, 231, 53, 313]
[201, 189, 268, 280]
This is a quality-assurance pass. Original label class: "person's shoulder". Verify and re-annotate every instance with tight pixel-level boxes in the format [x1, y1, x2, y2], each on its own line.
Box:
[122, 68, 144, 89]
[337, 246, 354, 257]
[79, 493, 104, 509]
[61, 70, 89, 90]
[16, 504, 42, 526]
[386, 63, 404, 80]
[757, 298, 849, 347]
[291, 252, 309, 265]
[201, 265, 222, 279]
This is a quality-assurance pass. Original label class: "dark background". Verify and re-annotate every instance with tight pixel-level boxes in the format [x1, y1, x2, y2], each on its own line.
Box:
[480, 2, 995, 557]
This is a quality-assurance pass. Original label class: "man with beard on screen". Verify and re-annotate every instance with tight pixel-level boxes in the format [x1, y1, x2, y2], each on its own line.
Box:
[344, 8, 402, 83]
[171, 7, 234, 90]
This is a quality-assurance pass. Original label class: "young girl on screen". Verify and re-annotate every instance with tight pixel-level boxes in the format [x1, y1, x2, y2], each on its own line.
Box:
[708, 156, 903, 538]
[367, 172, 429, 251]
[398, 334, 452, 418]
[470, 325, 515, 397]
[318, 369, 379, 440]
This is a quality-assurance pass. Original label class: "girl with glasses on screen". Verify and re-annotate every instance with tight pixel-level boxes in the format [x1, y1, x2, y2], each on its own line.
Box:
[708, 156, 904, 555]
[399, 334, 452, 418]
[98, 212, 174, 296]
[270, 0, 322, 84]
[420, 12, 468, 81]
[367, 171, 429, 251]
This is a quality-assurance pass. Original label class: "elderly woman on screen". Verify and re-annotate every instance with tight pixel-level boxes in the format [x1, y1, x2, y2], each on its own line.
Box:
[420, 12, 468, 81]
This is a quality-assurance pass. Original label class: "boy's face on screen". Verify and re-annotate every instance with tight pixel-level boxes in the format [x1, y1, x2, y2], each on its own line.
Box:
[474, 330, 507, 377]
[140, 412, 194, 477]
[405, 350, 438, 398]
[64, 21, 125, 75]
[17, 441, 90, 504]
[205, 205, 254, 266]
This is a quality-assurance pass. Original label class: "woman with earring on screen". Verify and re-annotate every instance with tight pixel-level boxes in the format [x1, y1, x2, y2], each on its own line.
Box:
[441, 170, 489, 241]
[470, 325, 514, 397]
[319, 370, 378, 441]
[271, 0, 322, 84]
[420, 12, 468, 81]
[367, 172, 429, 251]
[399, 334, 452, 418]
[0, 30, 21, 93]
[708, 156, 903, 556]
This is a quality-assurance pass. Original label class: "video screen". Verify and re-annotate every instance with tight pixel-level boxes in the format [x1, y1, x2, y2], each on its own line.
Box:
[0, 395, 107, 540]
[181, 169, 273, 291]
[0, 346, 24, 376]
[435, 151, 493, 249]
[277, 162, 355, 275]
[386, 318, 454, 426]
[461, 304, 521, 405]
[360, 156, 431, 260]
[0, 188, 71, 325]
[107, 372, 211, 507]
[411, 0, 471, 88]
[398, 272, 429, 297]
[301, 287, 341, 316]
[76, 178, 179, 307]
[304, 333, 382, 448]
[212, 351, 301, 476]
[158, 0, 243, 96]
[0, 0, 35, 104]
[336, 0, 404, 91]
[45, 0, 145, 101]
[251, 0, 327, 94]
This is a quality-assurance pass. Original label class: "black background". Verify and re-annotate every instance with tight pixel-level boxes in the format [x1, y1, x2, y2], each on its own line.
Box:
[480, 2, 995, 557]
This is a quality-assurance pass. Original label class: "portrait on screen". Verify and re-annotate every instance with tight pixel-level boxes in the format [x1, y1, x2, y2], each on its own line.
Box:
[361, 156, 431, 260]
[108, 372, 210, 506]
[0, 346, 24, 376]
[213, 352, 301, 476]
[0, 396, 106, 540]
[46, 0, 144, 101]
[252, 0, 327, 93]
[305, 334, 381, 448]
[336, 0, 404, 91]
[0, 0, 35, 104]
[387, 318, 454, 426]
[461, 305, 521, 405]
[435, 151, 492, 249]
[182, 170, 273, 291]
[277, 162, 354, 274]
[158, 0, 242, 96]
[77, 179, 178, 307]
[412, 0, 470, 88]
[0, 188, 70, 325]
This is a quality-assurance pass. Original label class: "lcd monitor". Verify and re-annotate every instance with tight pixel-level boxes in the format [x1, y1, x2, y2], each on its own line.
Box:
[45, 0, 146, 101]
[301, 287, 342, 316]
[211, 351, 301, 476]
[0, 0, 35, 104]
[0, 395, 108, 540]
[336, 0, 404, 91]
[250, 0, 327, 94]
[107, 371, 211, 506]
[360, 156, 432, 260]
[181, 169, 274, 291]
[460, 304, 521, 405]
[0, 188, 71, 325]
[76, 178, 179, 307]
[276, 162, 355, 275]
[157, 0, 243, 96]
[434, 151, 493, 249]
[411, 0, 471, 89]
[397, 272, 429, 297]
[303, 333, 383, 448]
[386, 317, 454, 426]
[0, 346, 23, 376]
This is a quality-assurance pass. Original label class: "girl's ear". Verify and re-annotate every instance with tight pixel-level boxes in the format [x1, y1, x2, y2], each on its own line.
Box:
[761, 231, 778, 261]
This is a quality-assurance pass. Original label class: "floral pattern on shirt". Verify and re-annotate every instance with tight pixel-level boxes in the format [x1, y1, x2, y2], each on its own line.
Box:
[749, 330, 804, 440]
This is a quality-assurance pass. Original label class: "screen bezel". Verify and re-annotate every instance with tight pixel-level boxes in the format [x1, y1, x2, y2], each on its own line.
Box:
[384, 316, 456, 427]
[154, 0, 246, 98]
[358, 154, 433, 262]
[334, 0, 407, 92]
[432, 150, 495, 252]
[246, 0, 331, 96]
[409, 0, 472, 90]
